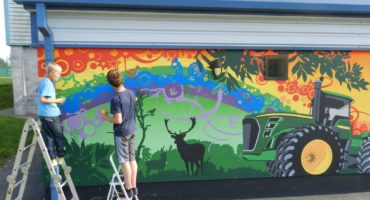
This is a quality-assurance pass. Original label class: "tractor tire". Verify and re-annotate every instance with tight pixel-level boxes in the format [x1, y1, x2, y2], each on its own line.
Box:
[267, 160, 278, 177]
[272, 124, 344, 177]
[357, 137, 370, 173]
[267, 132, 295, 177]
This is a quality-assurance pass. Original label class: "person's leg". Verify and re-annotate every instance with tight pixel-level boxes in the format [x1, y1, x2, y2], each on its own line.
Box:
[128, 134, 138, 196]
[40, 117, 58, 160]
[128, 134, 137, 188]
[49, 117, 66, 159]
[121, 162, 132, 189]
[129, 161, 137, 188]
[115, 136, 133, 197]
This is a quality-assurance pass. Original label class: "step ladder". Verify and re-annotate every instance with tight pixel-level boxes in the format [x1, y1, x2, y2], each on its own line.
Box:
[107, 152, 139, 200]
[5, 118, 79, 200]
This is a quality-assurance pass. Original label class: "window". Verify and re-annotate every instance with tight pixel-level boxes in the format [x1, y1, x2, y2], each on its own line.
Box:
[264, 55, 288, 80]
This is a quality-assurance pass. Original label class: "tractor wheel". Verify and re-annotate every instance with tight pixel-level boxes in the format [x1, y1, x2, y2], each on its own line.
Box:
[267, 160, 278, 177]
[267, 132, 295, 177]
[273, 124, 344, 177]
[357, 137, 370, 173]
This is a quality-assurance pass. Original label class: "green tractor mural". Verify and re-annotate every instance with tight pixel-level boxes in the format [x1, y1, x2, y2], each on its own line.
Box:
[243, 78, 370, 177]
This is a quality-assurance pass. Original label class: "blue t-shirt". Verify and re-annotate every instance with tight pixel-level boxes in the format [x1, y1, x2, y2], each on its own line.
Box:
[37, 77, 61, 117]
[110, 89, 136, 137]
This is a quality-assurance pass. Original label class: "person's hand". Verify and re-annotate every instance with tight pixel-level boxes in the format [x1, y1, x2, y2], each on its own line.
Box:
[101, 110, 109, 121]
[56, 98, 66, 104]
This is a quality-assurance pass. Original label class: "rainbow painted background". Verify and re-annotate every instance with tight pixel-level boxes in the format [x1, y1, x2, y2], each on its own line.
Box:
[37, 48, 370, 186]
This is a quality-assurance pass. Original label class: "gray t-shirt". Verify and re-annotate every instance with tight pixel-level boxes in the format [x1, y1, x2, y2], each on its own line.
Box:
[110, 89, 136, 137]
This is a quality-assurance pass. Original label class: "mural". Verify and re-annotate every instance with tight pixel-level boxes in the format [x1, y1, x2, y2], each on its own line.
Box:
[37, 48, 370, 186]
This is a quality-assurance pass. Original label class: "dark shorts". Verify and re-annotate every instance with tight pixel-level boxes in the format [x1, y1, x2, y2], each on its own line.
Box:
[115, 134, 136, 163]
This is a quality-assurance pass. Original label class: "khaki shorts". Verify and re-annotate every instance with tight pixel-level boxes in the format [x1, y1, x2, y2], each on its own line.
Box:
[115, 134, 136, 163]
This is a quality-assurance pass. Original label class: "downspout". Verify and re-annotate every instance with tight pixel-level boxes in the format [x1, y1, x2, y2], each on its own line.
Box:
[36, 3, 54, 64]
[35, 3, 59, 200]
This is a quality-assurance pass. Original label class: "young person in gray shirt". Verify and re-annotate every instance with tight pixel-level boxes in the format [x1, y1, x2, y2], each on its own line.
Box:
[101, 69, 138, 198]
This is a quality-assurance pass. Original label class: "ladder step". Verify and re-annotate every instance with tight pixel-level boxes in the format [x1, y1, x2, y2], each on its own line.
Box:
[13, 179, 26, 189]
[14, 196, 22, 200]
[18, 161, 31, 170]
[22, 143, 36, 152]
[61, 180, 68, 187]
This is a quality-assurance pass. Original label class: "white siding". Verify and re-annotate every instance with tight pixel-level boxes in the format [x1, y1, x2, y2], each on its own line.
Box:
[7, 0, 31, 46]
[44, 11, 370, 49]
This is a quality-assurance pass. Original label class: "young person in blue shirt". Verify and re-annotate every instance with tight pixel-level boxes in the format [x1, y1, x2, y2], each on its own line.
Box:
[37, 62, 66, 165]
[101, 69, 138, 198]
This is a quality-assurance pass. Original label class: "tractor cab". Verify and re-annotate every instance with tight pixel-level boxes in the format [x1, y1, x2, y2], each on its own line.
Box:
[311, 80, 352, 127]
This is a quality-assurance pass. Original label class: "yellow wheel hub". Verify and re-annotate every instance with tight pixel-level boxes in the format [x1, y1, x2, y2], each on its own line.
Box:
[301, 139, 333, 175]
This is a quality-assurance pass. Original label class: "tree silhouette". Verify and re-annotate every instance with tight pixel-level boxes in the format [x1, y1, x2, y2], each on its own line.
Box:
[195, 49, 266, 92]
[135, 89, 156, 162]
[289, 50, 368, 91]
[196, 49, 369, 92]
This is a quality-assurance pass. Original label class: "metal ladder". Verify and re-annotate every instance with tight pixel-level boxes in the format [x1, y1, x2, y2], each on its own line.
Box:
[107, 152, 139, 200]
[5, 118, 79, 200]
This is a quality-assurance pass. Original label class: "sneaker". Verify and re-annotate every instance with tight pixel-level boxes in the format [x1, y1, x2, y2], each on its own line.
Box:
[51, 159, 58, 167]
[132, 187, 138, 196]
[125, 188, 133, 198]
[57, 157, 65, 165]
[117, 187, 133, 198]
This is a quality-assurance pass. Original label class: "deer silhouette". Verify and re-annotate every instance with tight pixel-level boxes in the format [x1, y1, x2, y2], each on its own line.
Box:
[145, 146, 172, 176]
[164, 117, 205, 176]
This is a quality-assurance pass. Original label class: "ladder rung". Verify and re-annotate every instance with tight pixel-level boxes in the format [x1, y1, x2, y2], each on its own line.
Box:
[22, 143, 36, 152]
[14, 196, 22, 200]
[18, 161, 31, 169]
[13, 179, 26, 189]
[61, 180, 68, 187]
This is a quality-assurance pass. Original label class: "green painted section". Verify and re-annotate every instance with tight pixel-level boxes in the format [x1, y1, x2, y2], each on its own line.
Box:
[244, 150, 276, 161]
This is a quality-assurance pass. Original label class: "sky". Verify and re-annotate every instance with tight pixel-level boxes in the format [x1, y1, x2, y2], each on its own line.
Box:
[1, 0, 11, 61]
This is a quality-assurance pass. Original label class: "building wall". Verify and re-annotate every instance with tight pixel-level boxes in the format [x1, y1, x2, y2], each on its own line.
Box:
[37, 48, 370, 186]
[8, 9, 370, 116]
[10, 47, 37, 116]
[7, 0, 31, 45]
[44, 11, 370, 49]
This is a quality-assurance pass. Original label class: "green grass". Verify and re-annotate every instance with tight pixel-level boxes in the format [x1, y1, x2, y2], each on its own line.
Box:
[0, 77, 12, 85]
[0, 116, 26, 166]
[0, 78, 13, 110]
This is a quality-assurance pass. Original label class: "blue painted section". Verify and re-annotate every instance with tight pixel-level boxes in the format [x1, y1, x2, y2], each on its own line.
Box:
[29, 42, 370, 51]
[4, 0, 10, 45]
[36, 3, 54, 64]
[14, 0, 370, 15]
[30, 12, 39, 46]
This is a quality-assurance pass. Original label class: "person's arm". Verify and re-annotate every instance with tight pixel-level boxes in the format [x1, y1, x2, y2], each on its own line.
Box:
[39, 79, 65, 104]
[101, 113, 122, 124]
[40, 96, 65, 104]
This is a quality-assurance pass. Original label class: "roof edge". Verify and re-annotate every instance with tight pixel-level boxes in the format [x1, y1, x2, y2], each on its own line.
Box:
[14, 0, 370, 16]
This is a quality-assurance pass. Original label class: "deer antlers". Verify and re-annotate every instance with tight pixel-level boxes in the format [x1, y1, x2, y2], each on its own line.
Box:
[164, 117, 196, 136]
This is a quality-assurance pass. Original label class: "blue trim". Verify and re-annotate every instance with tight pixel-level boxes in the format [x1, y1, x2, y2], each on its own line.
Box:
[29, 42, 370, 51]
[14, 0, 370, 15]
[30, 12, 39, 46]
[4, 0, 10, 45]
[36, 3, 54, 64]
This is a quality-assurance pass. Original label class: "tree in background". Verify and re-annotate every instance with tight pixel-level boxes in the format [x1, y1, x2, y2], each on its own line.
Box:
[0, 58, 10, 69]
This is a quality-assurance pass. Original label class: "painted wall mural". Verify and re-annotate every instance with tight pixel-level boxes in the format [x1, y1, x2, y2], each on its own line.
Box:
[37, 48, 370, 186]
